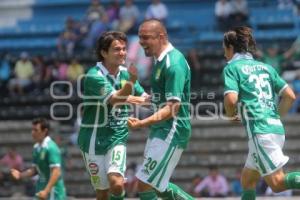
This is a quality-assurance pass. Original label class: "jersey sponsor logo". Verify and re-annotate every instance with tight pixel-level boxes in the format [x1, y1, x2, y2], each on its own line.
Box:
[267, 118, 282, 126]
[40, 151, 46, 160]
[120, 79, 126, 88]
[241, 65, 268, 75]
[91, 175, 100, 187]
[88, 162, 99, 175]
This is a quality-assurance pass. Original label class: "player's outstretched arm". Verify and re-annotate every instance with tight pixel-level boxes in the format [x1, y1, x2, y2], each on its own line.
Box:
[10, 167, 37, 180]
[278, 86, 296, 117]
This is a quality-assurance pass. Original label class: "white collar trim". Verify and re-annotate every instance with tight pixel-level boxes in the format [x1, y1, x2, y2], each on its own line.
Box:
[228, 52, 253, 64]
[157, 43, 174, 62]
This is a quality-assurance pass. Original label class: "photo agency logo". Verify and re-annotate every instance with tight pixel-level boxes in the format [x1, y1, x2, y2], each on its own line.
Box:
[50, 75, 250, 125]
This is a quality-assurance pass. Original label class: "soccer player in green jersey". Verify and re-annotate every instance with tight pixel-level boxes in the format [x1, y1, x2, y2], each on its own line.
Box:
[128, 19, 194, 200]
[11, 118, 66, 200]
[78, 31, 147, 200]
[222, 26, 299, 200]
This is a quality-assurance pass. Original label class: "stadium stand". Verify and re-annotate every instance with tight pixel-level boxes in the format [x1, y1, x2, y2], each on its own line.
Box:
[1, 0, 300, 198]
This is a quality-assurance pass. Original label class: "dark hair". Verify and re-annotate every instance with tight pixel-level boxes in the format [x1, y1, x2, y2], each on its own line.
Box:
[95, 31, 127, 61]
[32, 118, 50, 134]
[223, 26, 256, 54]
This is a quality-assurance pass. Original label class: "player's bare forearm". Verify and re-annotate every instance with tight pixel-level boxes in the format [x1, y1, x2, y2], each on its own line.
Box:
[224, 93, 238, 117]
[44, 167, 61, 194]
[109, 81, 135, 105]
[126, 95, 147, 105]
[21, 166, 37, 179]
[140, 101, 180, 127]
[278, 87, 296, 117]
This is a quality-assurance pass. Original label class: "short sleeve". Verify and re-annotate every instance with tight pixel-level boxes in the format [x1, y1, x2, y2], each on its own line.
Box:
[223, 66, 239, 95]
[165, 65, 186, 102]
[84, 74, 116, 104]
[48, 146, 61, 168]
[272, 70, 288, 95]
[134, 80, 145, 96]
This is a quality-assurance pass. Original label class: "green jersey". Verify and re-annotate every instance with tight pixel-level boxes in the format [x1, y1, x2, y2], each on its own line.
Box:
[150, 43, 191, 149]
[223, 53, 288, 138]
[32, 136, 66, 200]
[78, 62, 145, 155]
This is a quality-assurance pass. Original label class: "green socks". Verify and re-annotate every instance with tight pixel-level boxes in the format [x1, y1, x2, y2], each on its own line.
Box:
[284, 172, 300, 189]
[158, 183, 194, 200]
[109, 191, 125, 200]
[139, 190, 158, 200]
[241, 189, 256, 200]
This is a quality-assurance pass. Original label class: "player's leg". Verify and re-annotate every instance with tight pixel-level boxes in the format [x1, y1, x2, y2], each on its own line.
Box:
[96, 189, 109, 200]
[106, 145, 126, 200]
[241, 136, 262, 200]
[241, 167, 260, 200]
[81, 151, 110, 200]
[253, 134, 300, 193]
[136, 138, 194, 200]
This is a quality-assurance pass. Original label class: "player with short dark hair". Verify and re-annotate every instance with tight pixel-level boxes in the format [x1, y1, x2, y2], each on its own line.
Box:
[11, 118, 66, 200]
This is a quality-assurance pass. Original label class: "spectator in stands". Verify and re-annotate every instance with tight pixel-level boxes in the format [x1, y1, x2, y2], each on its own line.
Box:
[66, 58, 84, 86]
[145, 0, 168, 23]
[256, 44, 296, 75]
[82, 15, 108, 51]
[231, 169, 242, 196]
[106, 0, 120, 30]
[0, 147, 24, 171]
[52, 59, 68, 82]
[194, 165, 229, 197]
[85, 0, 107, 26]
[188, 174, 202, 197]
[125, 162, 139, 198]
[57, 18, 78, 57]
[8, 52, 34, 96]
[10, 118, 66, 200]
[214, 0, 232, 31]
[0, 53, 11, 96]
[127, 35, 152, 86]
[277, 0, 294, 10]
[187, 48, 201, 89]
[289, 73, 300, 114]
[118, 0, 140, 33]
[229, 0, 249, 27]
[32, 55, 52, 93]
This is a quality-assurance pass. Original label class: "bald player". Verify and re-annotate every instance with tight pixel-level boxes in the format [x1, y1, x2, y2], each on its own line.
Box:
[128, 19, 194, 200]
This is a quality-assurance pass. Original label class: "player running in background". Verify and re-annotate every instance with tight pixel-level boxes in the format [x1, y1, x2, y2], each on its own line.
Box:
[223, 26, 300, 200]
[11, 118, 66, 200]
[128, 19, 194, 200]
[78, 31, 147, 200]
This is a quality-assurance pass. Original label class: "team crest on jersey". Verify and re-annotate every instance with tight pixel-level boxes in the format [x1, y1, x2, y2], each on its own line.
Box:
[120, 79, 126, 88]
[100, 87, 106, 95]
[155, 68, 161, 80]
[40, 151, 46, 160]
[89, 162, 99, 175]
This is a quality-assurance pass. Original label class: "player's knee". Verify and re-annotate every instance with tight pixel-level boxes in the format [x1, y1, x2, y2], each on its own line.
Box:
[268, 180, 286, 193]
[241, 176, 257, 189]
[96, 190, 109, 200]
[109, 178, 124, 195]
